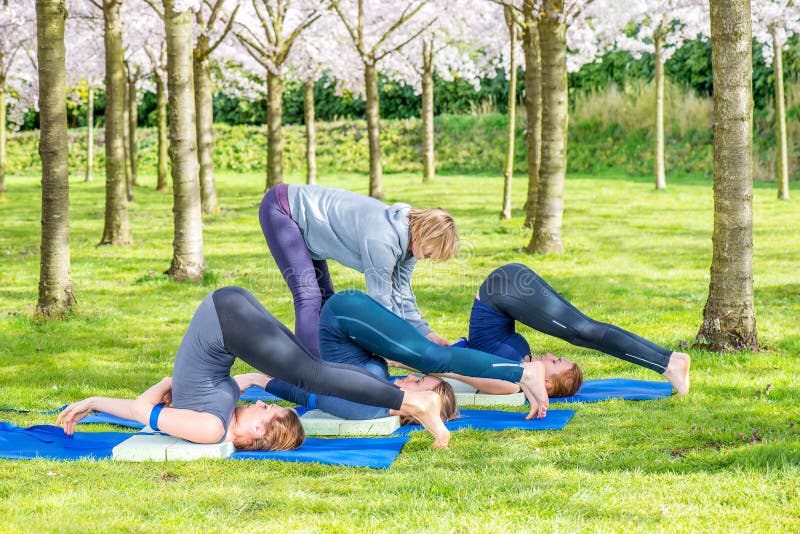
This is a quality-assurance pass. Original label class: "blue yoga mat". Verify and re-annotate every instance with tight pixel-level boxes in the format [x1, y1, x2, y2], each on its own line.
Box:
[393, 408, 574, 435]
[231, 436, 409, 469]
[551, 378, 673, 403]
[239, 387, 282, 403]
[0, 421, 408, 468]
[0, 421, 130, 460]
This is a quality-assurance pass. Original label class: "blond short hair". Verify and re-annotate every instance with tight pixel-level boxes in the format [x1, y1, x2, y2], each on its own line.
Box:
[408, 208, 459, 261]
[236, 409, 305, 451]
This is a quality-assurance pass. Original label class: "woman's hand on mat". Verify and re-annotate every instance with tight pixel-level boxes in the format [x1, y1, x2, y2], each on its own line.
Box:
[57, 397, 97, 435]
[426, 332, 451, 346]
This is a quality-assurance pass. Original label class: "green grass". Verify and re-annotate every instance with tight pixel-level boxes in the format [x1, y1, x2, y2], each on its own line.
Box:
[1, 168, 799, 532]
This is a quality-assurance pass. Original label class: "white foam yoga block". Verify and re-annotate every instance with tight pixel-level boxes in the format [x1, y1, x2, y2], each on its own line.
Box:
[112, 427, 235, 461]
[300, 410, 400, 436]
[444, 377, 526, 406]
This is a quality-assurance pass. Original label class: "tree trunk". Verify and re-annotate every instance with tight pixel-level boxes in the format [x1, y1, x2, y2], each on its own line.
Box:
[773, 29, 789, 200]
[100, 0, 132, 245]
[654, 32, 666, 190]
[194, 45, 219, 214]
[122, 69, 133, 200]
[85, 86, 94, 182]
[35, 0, 76, 316]
[523, 10, 542, 230]
[156, 72, 169, 192]
[164, 0, 205, 281]
[364, 62, 384, 199]
[421, 40, 435, 184]
[304, 81, 316, 185]
[128, 75, 138, 187]
[697, 0, 758, 351]
[0, 87, 6, 200]
[501, 7, 517, 220]
[529, 2, 567, 254]
[266, 69, 283, 190]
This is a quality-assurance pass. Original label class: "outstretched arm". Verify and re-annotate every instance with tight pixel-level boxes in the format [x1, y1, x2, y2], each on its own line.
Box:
[58, 377, 225, 444]
[435, 373, 522, 395]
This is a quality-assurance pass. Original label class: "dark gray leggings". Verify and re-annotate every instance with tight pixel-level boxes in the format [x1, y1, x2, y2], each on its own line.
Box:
[212, 287, 404, 410]
[478, 264, 672, 373]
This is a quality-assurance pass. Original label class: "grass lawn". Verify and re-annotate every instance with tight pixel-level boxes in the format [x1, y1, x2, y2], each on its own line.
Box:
[0, 169, 798, 532]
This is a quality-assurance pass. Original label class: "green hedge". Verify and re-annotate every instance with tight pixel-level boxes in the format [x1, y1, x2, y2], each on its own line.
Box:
[2, 111, 780, 180]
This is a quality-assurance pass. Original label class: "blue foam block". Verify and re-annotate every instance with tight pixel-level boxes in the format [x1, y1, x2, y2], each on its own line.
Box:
[231, 436, 409, 469]
[551, 378, 673, 403]
[393, 408, 574, 435]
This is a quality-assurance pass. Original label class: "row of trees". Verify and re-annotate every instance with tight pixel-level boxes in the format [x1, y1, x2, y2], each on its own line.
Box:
[14, 0, 792, 352]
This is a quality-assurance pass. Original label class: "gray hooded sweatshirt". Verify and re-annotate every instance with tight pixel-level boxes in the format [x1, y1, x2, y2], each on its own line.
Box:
[287, 184, 432, 334]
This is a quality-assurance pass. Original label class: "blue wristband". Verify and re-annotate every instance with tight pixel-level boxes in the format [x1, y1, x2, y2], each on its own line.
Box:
[149, 402, 166, 431]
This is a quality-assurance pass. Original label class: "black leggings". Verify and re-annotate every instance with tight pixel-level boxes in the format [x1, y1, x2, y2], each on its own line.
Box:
[211, 287, 405, 410]
[477, 264, 672, 373]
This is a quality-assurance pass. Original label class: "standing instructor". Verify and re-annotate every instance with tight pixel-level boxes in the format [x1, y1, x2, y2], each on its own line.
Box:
[259, 184, 458, 356]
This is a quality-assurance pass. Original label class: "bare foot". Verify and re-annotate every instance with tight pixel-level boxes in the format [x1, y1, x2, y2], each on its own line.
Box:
[663, 352, 691, 395]
[400, 390, 451, 449]
[518, 361, 549, 420]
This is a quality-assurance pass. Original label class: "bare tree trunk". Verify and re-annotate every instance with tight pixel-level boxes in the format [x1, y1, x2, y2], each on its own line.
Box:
[0, 87, 6, 200]
[501, 6, 517, 220]
[122, 68, 133, 201]
[266, 69, 283, 190]
[127, 75, 138, 187]
[156, 72, 169, 192]
[100, 0, 132, 245]
[654, 33, 666, 190]
[85, 86, 94, 182]
[421, 39, 434, 184]
[35, 0, 76, 316]
[523, 10, 542, 231]
[194, 45, 219, 214]
[697, 0, 758, 351]
[164, 0, 205, 281]
[530, 2, 567, 254]
[364, 62, 384, 199]
[773, 29, 789, 200]
[304, 81, 316, 185]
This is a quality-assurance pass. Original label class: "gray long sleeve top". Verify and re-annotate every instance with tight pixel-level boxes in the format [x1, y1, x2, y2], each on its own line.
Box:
[287, 184, 432, 334]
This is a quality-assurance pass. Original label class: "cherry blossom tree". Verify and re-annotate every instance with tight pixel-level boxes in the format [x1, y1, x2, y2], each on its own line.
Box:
[92, 0, 133, 245]
[36, 0, 76, 316]
[233, 0, 323, 190]
[752, 0, 800, 200]
[0, 3, 36, 198]
[192, 0, 240, 213]
[698, 0, 758, 351]
[162, 0, 206, 281]
[329, 0, 438, 198]
[380, 1, 495, 184]
[612, 0, 710, 190]
[65, 6, 104, 183]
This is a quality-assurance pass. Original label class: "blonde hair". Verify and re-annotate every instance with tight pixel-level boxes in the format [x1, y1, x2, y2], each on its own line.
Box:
[408, 208, 459, 261]
[236, 409, 305, 451]
[547, 362, 584, 398]
[399, 380, 459, 426]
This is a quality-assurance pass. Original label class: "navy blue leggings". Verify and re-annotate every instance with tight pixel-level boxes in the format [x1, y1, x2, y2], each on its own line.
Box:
[259, 185, 334, 356]
[473, 264, 672, 373]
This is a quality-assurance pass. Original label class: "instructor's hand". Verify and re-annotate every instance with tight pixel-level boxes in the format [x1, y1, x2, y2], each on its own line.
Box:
[426, 332, 450, 347]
